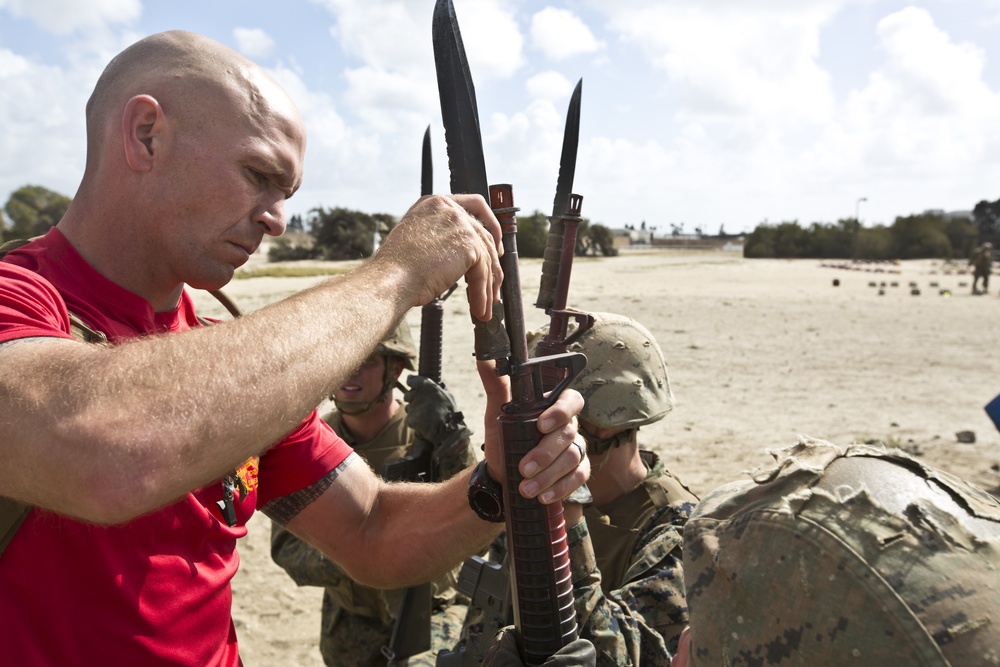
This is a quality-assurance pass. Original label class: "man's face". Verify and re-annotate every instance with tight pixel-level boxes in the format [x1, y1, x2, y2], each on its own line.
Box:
[333, 355, 389, 405]
[150, 73, 306, 292]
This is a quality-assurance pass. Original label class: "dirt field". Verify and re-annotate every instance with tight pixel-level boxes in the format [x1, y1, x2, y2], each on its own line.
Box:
[190, 249, 1000, 666]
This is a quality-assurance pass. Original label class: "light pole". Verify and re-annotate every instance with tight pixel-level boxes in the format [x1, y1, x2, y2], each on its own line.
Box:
[852, 197, 867, 260]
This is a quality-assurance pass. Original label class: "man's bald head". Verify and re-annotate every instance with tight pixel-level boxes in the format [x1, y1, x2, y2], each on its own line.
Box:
[83, 30, 301, 173]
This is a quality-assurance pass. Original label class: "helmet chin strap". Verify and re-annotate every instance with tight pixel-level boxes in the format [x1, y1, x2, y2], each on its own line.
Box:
[580, 423, 637, 471]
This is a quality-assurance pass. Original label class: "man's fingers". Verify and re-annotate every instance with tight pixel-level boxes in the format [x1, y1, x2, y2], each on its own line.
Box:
[537, 388, 584, 434]
[671, 627, 691, 667]
[461, 203, 503, 322]
[520, 430, 590, 505]
[515, 418, 588, 503]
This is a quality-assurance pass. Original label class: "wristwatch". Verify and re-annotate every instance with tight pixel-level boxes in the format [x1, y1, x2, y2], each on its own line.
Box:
[468, 460, 505, 523]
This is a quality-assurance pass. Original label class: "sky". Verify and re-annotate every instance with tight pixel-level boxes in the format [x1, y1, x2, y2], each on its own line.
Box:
[3, 1, 1000, 235]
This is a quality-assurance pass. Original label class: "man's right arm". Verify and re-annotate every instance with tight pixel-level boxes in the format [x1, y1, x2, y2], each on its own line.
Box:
[0, 194, 503, 524]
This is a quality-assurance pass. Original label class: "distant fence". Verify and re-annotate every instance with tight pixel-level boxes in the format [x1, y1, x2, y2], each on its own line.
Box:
[638, 236, 744, 251]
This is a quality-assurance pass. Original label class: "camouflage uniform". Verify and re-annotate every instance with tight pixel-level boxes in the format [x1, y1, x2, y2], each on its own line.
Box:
[567, 450, 698, 664]
[970, 241, 993, 293]
[271, 402, 477, 667]
[437, 454, 695, 667]
[683, 437, 1000, 666]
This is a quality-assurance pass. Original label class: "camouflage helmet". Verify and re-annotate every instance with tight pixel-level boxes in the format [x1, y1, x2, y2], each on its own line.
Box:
[530, 312, 674, 430]
[374, 319, 416, 371]
[682, 438, 1000, 666]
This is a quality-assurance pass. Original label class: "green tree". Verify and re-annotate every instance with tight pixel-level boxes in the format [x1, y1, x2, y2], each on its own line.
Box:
[743, 223, 776, 257]
[854, 226, 893, 259]
[890, 212, 951, 259]
[3, 185, 72, 242]
[268, 236, 318, 262]
[287, 213, 304, 233]
[515, 210, 549, 258]
[972, 198, 1000, 236]
[744, 221, 812, 258]
[580, 223, 618, 256]
[943, 215, 979, 259]
[308, 207, 397, 260]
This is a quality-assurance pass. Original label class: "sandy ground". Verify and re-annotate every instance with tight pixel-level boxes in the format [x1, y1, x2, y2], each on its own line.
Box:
[190, 249, 1000, 667]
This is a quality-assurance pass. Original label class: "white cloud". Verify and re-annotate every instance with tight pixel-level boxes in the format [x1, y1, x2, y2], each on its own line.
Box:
[599, 3, 838, 123]
[525, 70, 574, 102]
[530, 7, 602, 61]
[0, 0, 140, 35]
[233, 27, 276, 59]
[316, 0, 431, 74]
[0, 48, 89, 201]
[312, 0, 523, 81]
[342, 65, 440, 134]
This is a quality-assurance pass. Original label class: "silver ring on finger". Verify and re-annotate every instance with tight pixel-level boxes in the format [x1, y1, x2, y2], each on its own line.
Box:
[571, 441, 586, 461]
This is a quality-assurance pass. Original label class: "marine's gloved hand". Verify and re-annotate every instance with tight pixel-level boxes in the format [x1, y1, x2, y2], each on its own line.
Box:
[480, 626, 596, 667]
[404, 375, 473, 449]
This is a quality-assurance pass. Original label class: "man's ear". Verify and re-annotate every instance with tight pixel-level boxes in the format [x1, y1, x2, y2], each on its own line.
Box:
[122, 94, 163, 172]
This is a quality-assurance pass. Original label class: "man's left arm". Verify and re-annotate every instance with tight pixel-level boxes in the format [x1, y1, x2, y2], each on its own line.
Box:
[278, 367, 586, 589]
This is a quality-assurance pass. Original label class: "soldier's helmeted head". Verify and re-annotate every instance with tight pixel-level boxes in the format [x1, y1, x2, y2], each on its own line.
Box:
[334, 319, 417, 415]
[531, 312, 674, 456]
[682, 439, 1000, 666]
[373, 319, 417, 372]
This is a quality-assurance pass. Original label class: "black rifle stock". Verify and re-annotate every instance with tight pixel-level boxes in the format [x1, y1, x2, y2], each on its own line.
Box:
[435, 555, 512, 666]
[489, 184, 586, 666]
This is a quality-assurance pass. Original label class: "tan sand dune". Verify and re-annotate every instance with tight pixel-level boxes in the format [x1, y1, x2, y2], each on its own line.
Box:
[191, 249, 1000, 666]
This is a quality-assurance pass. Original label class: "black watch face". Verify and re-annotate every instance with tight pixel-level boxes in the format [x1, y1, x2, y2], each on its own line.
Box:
[472, 488, 503, 521]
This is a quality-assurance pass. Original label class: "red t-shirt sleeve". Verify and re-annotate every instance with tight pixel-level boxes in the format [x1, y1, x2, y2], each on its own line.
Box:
[0, 263, 72, 343]
[256, 411, 354, 505]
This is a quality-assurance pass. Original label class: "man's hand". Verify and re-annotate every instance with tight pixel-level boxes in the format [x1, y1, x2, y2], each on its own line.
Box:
[375, 194, 503, 321]
[671, 627, 691, 667]
[477, 360, 589, 505]
[403, 375, 472, 449]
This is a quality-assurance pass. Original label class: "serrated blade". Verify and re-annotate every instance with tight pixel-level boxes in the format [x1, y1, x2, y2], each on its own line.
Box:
[432, 0, 489, 200]
[551, 79, 582, 218]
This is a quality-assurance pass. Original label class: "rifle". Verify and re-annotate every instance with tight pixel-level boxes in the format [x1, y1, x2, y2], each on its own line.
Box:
[380, 125, 452, 664]
[435, 555, 512, 667]
[433, 2, 587, 663]
[533, 80, 594, 390]
[489, 184, 586, 665]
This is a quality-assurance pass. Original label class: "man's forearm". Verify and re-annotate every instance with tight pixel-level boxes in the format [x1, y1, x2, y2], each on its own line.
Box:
[0, 258, 417, 521]
[351, 467, 503, 589]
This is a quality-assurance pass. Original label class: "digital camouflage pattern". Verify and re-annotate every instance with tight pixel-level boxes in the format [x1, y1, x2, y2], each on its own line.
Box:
[570, 450, 698, 665]
[448, 450, 698, 667]
[970, 242, 993, 293]
[683, 437, 1000, 666]
[559, 312, 674, 432]
[271, 403, 478, 667]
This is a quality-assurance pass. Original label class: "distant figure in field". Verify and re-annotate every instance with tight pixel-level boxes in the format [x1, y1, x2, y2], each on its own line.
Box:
[969, 241, 993, 294]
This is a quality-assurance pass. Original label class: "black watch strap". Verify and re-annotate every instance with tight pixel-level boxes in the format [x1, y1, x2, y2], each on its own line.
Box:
[468, 460, 505, 523]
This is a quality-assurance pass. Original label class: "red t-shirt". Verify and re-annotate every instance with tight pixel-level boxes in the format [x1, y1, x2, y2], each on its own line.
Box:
[0, 229, 353, 666]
